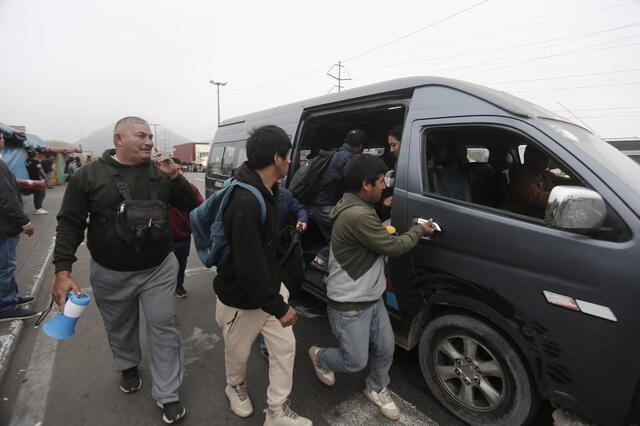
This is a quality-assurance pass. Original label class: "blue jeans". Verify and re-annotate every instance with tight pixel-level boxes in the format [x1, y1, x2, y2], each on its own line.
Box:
[172, 237, 191, 289]
[307, 204, 333, 264]
[317, 298, 395, 392]
[0, 236, 19, 313]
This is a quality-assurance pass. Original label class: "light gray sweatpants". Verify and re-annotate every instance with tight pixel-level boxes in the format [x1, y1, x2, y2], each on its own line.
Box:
[90, 253, 183, 403]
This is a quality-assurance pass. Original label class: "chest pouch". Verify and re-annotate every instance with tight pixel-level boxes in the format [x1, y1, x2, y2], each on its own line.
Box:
[106, 164, 169, 252]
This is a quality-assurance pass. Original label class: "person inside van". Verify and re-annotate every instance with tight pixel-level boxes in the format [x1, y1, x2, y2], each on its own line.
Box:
[509, 144, 573, 218]
[375, 126, 402, 220]
[307, 129, 365, 273]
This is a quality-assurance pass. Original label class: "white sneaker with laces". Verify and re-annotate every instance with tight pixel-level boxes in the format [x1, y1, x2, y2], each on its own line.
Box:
[308, 346, 335, 386]
[225, 383, 253, 417]
[34, 208, 48, 215]
[263, 401, 312, 426]
[363, 387, 400, 421]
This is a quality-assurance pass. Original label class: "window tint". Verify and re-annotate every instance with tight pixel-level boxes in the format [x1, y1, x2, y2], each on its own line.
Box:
[235, 146, 247, 168]
[423, 125, 582, 218]
[221, 146, 236, 176]
[209, 145, 224, 175]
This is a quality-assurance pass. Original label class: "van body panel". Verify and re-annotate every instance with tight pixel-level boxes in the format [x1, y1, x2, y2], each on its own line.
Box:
[395, 106, 640, 424]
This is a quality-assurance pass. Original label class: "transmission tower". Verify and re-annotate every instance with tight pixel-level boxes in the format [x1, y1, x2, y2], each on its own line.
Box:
[327, 61, 352, 93]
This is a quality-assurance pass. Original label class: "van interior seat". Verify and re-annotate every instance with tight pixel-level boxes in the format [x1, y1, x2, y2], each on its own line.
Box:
[465, 162, 499, 207]
[428, 142, 471, 201]
[488, 150, 514, 208]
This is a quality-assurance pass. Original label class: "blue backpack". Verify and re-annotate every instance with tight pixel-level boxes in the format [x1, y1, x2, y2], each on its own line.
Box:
[190, 178, 266, 268]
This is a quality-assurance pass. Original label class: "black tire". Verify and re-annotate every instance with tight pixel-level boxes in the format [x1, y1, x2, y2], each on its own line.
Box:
[419, 314, 538, 426]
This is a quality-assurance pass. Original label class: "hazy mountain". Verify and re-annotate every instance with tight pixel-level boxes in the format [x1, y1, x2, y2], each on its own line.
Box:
[75, 125, 190, 155]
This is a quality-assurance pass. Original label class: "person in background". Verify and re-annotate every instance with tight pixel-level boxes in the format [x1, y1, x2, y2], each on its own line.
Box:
[42, 154, 54, 189]
[0, 132, 38, 321]
[168, 158, 204, 298]
[308, 154, 433, 421]
[307, 129, 366, 273]
[25, 150, 48, 215]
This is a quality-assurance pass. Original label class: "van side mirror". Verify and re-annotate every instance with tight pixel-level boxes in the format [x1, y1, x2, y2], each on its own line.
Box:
[544, 186, 606, 231]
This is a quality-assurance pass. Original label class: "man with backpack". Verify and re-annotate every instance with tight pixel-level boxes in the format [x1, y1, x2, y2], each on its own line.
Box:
[52, 116, 199, 424]
[307, 129, 365, 273]
[212, 125, 312, 426]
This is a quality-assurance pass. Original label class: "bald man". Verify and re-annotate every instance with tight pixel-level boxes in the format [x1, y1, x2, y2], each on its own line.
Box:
[52, 116, 199, 424]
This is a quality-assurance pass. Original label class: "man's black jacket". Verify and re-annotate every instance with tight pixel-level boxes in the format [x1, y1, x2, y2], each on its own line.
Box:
[213, 162, 288, 319]
[53, 149, 199, 273]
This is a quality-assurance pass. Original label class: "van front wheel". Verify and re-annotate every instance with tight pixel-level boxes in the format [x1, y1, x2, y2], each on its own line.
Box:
[418, 314, 537, 426]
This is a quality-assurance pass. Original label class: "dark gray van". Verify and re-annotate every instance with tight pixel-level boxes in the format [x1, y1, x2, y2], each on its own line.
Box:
[205, 77, 640, 426]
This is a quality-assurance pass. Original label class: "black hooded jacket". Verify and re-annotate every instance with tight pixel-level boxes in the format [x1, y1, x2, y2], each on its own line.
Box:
[53, 149, 199, 273]
[213, 162, 288, 318]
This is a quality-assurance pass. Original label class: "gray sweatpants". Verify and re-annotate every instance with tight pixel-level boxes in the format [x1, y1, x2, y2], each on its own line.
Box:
[90, 253, 183, 403]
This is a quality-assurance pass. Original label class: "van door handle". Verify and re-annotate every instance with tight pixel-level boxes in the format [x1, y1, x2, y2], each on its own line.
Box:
[414, 217, 442, 233]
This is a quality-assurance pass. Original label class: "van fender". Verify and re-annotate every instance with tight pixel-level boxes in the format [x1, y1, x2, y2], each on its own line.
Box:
[403, 274, 551, 400]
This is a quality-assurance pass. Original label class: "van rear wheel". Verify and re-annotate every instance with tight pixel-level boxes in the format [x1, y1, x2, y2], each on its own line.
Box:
[419, 314, 537, 426]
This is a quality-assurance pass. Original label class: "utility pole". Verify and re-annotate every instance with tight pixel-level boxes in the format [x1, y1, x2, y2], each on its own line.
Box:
[327, 61, 351, 93]
[150, 123, 160, 151]
[209, 80, 227, 126]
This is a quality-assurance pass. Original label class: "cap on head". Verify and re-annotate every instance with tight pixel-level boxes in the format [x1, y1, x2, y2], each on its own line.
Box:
[344, 129, 367, 147]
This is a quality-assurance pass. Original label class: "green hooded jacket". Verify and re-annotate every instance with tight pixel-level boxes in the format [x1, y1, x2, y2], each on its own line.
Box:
[326, 192, 425, 305]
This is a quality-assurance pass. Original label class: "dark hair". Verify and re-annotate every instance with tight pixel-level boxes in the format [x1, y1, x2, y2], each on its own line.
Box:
[344, 154, 388, 192]
[387, 125, 402, 141]
[344, 129, 368, 147]
[172, 157, 183, 165]
[246, 125, 292, 169]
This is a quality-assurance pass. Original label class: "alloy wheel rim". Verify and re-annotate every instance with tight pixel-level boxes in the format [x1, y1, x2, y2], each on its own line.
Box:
[434, 334, 506, 412]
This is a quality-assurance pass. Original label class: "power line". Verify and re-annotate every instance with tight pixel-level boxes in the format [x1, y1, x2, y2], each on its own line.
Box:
[350, 22, 640, 74]
[456, 34, 640, 78]
[511, 81, 640, 93]
[343, 0, 490, 63]
[486, 69, 640, 85]
[376, 0, 639, 59]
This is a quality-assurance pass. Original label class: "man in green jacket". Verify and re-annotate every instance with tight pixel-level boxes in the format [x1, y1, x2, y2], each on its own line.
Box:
[308, 154, 434, 420]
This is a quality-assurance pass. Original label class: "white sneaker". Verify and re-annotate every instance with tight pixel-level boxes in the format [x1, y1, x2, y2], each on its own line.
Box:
[34, 208, 48, 215]
[225, 383, 253, 417]
[363, 388, 400, 421]
[308, 346, 335, 386]
[263, 401, 312, 426]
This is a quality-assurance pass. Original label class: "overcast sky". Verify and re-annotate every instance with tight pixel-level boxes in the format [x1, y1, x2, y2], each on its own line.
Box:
[1, 0, 639, 143]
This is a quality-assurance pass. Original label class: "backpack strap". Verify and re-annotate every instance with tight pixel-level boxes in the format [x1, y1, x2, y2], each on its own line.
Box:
[234, 181, 267, 223]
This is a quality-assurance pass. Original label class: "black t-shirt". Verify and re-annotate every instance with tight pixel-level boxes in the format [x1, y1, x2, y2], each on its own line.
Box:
[25, 158, 43, 180]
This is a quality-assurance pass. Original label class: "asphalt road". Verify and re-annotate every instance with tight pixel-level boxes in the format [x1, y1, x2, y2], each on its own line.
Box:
[0, 172, 555, 426]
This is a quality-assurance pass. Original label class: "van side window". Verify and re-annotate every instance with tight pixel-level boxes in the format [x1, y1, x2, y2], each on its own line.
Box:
[209, 145, 224, 175]
[221, 146, 236, 176]
[235, 146, 247, 168]
[423, 126, 582, 218]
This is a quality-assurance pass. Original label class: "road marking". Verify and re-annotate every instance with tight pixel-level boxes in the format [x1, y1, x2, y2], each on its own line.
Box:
[185, 266, 214, 277]
[323, 390, 439, 426]
[8, 328, 58, 426]
[195, 178, 205, 182]
[6, 238, 57, 426]
[183, 327, 221, 368]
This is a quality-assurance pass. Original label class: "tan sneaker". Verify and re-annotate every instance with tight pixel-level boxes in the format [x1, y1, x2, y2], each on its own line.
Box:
[225, 383, 253, 417]
[263, 401, 312, 426]
[363, 388, 400, 421]
[308, 346, 335, 386]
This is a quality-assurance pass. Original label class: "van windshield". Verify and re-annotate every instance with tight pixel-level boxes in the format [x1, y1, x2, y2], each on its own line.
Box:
[542, 119, 640, 193]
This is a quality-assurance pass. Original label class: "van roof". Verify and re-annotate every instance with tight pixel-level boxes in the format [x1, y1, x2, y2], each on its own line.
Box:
[219, 76, 566, 127]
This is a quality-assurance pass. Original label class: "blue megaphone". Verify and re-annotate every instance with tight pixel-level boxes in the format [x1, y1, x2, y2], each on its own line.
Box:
[43, 292, 91, 339]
